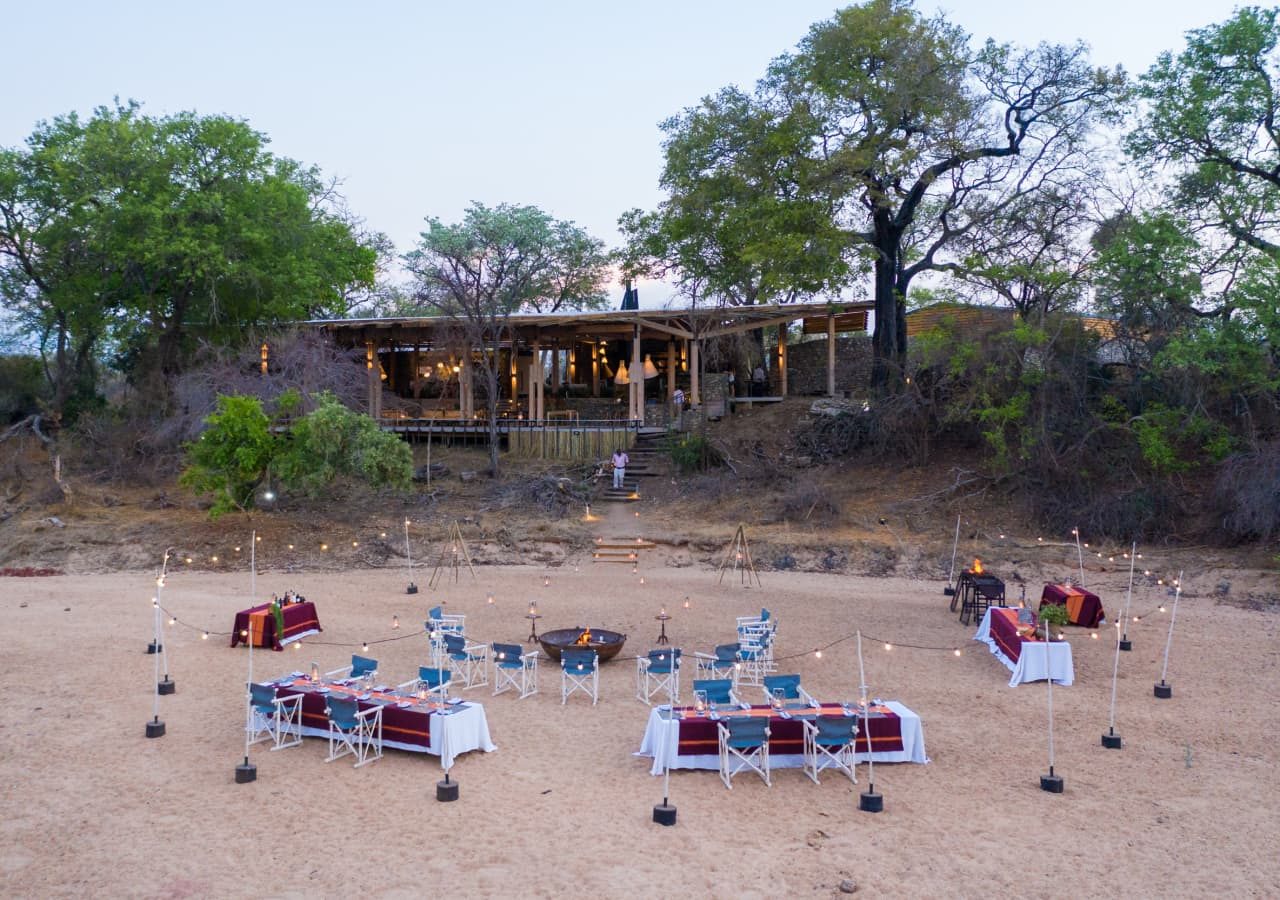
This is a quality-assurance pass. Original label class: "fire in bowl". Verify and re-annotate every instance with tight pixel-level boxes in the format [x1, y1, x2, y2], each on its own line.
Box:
[538, 627, 628, 663]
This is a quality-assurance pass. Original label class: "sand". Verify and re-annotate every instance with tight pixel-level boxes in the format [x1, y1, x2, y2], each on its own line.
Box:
[3, 542, 1278, 899]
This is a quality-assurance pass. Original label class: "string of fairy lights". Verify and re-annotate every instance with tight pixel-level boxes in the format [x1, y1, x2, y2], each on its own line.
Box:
[149, 522, 1184, 667]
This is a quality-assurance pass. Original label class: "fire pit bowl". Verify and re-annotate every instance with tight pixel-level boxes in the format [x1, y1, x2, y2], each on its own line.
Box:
[539, 628, 628, 663]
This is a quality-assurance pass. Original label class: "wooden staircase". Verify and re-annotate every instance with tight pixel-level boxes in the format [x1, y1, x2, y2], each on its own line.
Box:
[597, 429, 668, 502]
[591, 539, 658, 564]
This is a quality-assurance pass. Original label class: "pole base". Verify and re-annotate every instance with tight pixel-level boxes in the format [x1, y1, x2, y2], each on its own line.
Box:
[1118, 638, 1132, 651]
[1154, 681, 1172, 699]
[1040, 773, 1064, 793]
[652, 803, 677, 826]
[1101, 732, 1123, 749]
[145, 719, 165, 738]
[858, 791, 883, 813]
[146, 641, 162, 654]
[235, 762, 258, 783]
[943, 586, 956, 597]
[436, 779, 459, 802]
[406, 582, 418, 595]
[158, 678, 176, 695]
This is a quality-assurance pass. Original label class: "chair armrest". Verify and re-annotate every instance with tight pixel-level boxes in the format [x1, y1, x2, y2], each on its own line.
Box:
[324, 666, 353, 678]
[355, 705, 383, 722]
[521, 650, 540, 664]
[693, 652, 716, 663]
[396, 678, 420, 692]
[799, 687, 818, 707]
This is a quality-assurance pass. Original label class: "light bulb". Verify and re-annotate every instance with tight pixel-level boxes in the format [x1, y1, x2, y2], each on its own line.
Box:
[352, 541, 359, 548]
[953, 648, 962, 657]
[362, 642, 369, 652]
[201, 631, 209, 640]
[1090, 632, 1098, 639]
[288, 544, 294, 550]
[321, 544, 328, 551]
[168, 617, 176, 626]
[815, 650, 822, 659]
[392, 616, 400, 629]
[486, 594, 495, 605]
[884, 643, 892, 651]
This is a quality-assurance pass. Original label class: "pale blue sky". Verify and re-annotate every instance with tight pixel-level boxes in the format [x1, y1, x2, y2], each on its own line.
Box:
[6, 1, 1247, 305]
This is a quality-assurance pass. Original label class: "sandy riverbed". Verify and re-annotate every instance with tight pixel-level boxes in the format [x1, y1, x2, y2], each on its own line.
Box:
[2, 547, 1277, 898]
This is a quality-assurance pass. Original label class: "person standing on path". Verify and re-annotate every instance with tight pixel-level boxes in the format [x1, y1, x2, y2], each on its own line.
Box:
[611, 447, 629, 489]
[752, 363, 766, 397]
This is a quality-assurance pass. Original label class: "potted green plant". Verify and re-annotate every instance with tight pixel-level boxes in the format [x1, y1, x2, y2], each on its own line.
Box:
[1037, 601, 1070, 635]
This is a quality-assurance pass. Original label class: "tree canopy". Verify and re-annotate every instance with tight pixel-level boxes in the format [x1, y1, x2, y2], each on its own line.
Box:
[0, 101, 378, 417]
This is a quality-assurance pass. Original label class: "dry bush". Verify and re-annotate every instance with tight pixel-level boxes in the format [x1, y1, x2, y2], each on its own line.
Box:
[775, 482, 840, 523]
[1212, 441, 1280, 542]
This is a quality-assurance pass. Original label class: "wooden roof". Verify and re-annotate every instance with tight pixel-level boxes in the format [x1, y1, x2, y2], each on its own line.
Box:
[309, 300, 872, 346]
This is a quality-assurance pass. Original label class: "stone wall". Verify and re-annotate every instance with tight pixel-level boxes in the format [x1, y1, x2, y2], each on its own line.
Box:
[786, 335, 873, 397]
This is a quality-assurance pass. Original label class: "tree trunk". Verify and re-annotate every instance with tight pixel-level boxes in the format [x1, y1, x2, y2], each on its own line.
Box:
[869, 226, 905, 394]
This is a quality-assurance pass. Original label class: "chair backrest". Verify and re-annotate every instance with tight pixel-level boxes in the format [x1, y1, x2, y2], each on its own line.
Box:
[763, 674, 801, 699]
[647, 648, 679, 673]
[693, 678, 734, 704]
[492, 642, 524, 666]
[418, 666, 450, 688]
[327, 695, 360, 729]
[714, 643, 740, 662]
[350, 655, 378, 678]
[428, 605, 444, 620]
[814, 715, 858, 745]
[561, 648, 597, 672]
[724, 715, 769, 747]
[249, 683, 277, 712]
[443, 633, 466, 655]
[760, 608, 770, 622]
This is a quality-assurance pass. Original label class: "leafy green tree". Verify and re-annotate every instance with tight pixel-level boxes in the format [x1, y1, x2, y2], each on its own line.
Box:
[404, 202, 611, 474]
[0, 101, 378, 415]
[273, 391, 412, 495]
[179, 394, 276, 517]
[633, 1, 1123, 393]
[181, 391, 411, 518]
[1129, 7, 1280, 257]
[619, 86, 852, 307]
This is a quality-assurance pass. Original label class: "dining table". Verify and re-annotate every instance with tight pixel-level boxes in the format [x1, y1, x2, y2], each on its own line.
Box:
[231, 601, 322, 650]
[262, 674, 496, 769]
[973, 607, 1075, 686]
[636, 700, 927, 776]
[1040, 583, 1106, 627]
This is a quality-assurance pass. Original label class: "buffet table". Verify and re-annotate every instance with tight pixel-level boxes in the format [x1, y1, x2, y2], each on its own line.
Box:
[231, 601, 322, 650]
[1040, 583, 1106, 627]
[635, 700, 927, 776]
[263, 675, 495, 769]
[974, 607, 1074, 687]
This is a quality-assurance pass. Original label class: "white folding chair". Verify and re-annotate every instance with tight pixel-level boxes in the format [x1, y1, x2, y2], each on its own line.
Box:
[396, 666, 452, 697]
[803, 715, 859, 785]
[734, 633, 770, 686]
[492, 642, 538, 699]
[694, 642, 743, 681]
[325, 654, 378, 681]
[443, 633, 490, 689]
[325, 695, 383, 767]
[760, 673, 818, 708]
[560, 648, 599, 705]
[636, 648, 681, 705]
[247, 683, 303, 750]
[718, 715, 771, 788]
[426, 606, 466, 636]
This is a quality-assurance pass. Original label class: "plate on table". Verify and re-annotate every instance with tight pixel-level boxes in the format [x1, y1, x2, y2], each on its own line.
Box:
[317, 687, 330, 694]
[357, 693, 372, 700]
[447, 697, 464, 705]
[374, 685, 390, 693]
[396, 701, 410, 709]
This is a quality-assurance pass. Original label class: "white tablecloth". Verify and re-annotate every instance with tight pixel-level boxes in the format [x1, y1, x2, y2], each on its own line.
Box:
[974, 608, 1074, 687]
[635, 700, 928, 776]
[298, 699, 495, 769]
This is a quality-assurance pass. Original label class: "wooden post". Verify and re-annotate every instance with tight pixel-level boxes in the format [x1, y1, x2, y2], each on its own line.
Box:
[536, 353, 545, 421]
[632, 327, 642, 422]
[826, 311, 836, 397]
[366, 342, 378, 417]
[568, 341, 577, 384]
[551, 342, 561, 393]
[591, 343, 600, 398]
[530, 341, 540, 421]
[777, 324, 788, 397]
[411, 344, 421, 400]
[690, 340, 701, 407]
[666, 340, 676, 399]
